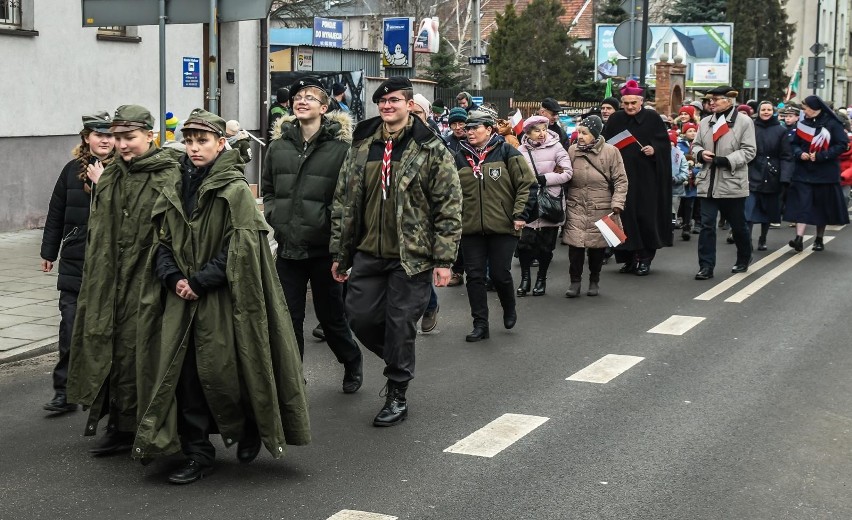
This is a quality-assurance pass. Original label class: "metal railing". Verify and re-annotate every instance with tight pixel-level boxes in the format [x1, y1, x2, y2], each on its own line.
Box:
[0, 0, 22, 27]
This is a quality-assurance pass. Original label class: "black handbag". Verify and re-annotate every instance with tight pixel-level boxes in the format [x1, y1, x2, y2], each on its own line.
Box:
[526, 149, 565, 223]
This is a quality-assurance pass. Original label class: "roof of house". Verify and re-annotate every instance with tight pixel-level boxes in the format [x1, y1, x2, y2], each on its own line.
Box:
[670, 28, 721, 59]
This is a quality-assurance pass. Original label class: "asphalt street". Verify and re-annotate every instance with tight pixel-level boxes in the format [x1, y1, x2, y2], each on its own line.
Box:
[2, 225, 851, 520]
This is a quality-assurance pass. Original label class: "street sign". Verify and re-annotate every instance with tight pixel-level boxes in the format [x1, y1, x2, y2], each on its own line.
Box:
[468, 55, 490, 65]
[182, 57, 200, 88]
[744, 58, 770, 90]
[619, 0, 643, 16]
[612, 20, 652, 57]
[81, 0, 274, 26]
[809, 43, 825, 55]
[471, 96, 484, 105]
[807, 56, 826, 89]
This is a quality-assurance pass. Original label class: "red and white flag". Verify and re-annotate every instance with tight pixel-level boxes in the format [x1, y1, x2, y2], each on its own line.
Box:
[606, 129, 638, 150]
[796, 112, 831, 152]
[712, 116, 729, 142]
[510, 110, 524, 136]
[594, 213, 627, 247]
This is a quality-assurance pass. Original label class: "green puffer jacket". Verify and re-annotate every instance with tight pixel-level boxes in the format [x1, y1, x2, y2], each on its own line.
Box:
[330, 115, 462, 275]
[455, 136, 536, 236]
[67, 145, 181, 436]
[263, 112, 353, 259]
[134, 149, 310, 460]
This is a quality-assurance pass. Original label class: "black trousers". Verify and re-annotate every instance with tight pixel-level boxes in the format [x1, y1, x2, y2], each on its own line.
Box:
[176, 338, 216, 466]
[461, 234, 518, 329]
[345, 252, 432, 383]
[698, 196, 752, 269]
[568, 246, 606, 282]
[452, 249, 465, 275]
[276, 256, 361, 364]
[54, 290, 77, 394]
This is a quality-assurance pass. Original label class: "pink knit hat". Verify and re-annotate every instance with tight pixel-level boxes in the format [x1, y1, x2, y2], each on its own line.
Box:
[620, 79, 644, 97]
[523, 115, 550, 131]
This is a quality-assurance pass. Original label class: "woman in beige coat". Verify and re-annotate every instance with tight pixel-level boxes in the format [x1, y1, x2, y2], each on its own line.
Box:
[564, 115, 628, 297]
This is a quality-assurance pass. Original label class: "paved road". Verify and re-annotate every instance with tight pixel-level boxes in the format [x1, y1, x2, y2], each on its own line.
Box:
[2, 226, 852, 519]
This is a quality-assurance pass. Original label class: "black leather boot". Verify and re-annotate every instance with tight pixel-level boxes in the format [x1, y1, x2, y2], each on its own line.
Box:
[516, 266, 531, 297]
[532, 272, 546, 296]
[789, 235, 804, 252]
[168, 459, 214, 485]
[812, 236, 824, 251]
[373, 380, 408, 427]
[43, 393, 77, 413]
[89, 429, 134, 457]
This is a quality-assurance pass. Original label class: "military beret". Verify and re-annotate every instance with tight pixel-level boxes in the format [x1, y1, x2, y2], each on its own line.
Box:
[373, 77, 413, 103]
[111, 105, 155, 133]
[290, 76, 327, 105]
[82, 111, 112, 133]
[705, 85, 739, 97]
[541, 97, 561, 114]
[181, 108, 227, 137]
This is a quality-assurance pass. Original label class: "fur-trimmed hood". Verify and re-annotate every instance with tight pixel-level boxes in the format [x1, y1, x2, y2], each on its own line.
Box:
[271, 110, 353, 144]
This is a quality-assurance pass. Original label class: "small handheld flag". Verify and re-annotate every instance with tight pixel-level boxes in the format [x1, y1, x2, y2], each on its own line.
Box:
[606, 129, 639, 150]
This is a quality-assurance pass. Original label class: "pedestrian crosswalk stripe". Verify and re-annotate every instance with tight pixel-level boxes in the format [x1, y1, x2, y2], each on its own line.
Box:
[694, 236, 813, 301]
[444, 413, 550, 458]
[327, 511, 398, 520]
[647, 315, 706, 335]
[825, 224, 846, 231]
[566, 354, 645, 384]
[724, 236, 835, 303]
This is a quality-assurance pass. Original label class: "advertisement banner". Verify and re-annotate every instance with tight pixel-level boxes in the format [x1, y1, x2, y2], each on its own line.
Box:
[595, 23, 733, 88]
[182, 57, 200, 88]
[414, 17, 440, 53]
[313, 17, 343, 48]
[382, 17, 414, 68]
[296, 48, 313, 71]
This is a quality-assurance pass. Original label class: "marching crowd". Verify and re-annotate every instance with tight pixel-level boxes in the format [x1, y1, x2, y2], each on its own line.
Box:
[37, 76, 850, 485]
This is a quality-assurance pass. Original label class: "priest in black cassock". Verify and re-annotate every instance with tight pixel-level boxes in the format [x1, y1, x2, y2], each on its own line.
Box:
[601, 80, 672, 276]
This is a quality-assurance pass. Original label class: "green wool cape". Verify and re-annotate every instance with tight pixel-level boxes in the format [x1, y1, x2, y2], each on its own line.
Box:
[67, 145, 181, 436]
[133, 149, 310, 460]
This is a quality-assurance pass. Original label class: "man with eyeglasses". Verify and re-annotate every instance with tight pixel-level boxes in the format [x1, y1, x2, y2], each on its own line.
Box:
[445, 107, 469, 153]
[262, 77, 364, 394]
[330, 77, 462, 427]
[601, 80, 673, 276]
[691, 86, 756, 280]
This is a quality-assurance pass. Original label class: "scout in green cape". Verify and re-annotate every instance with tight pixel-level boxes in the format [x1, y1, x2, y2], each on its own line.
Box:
[135, 108, 310, 485]
[67, 105, 181, 456]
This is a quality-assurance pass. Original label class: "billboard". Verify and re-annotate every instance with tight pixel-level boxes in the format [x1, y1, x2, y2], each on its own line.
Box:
[595, 23, 733, 88]
[414, 17, 439, 53]
[382, 17, 414, 68]
[313, 17, 343, 48]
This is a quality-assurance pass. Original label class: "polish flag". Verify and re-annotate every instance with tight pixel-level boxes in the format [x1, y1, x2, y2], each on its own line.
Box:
[595, 213, 627, 247]
[510, 110, 524, 136]
[712, 116, 729, 142]
[606, 129, 638, 150]
[796, 111, 815, 143]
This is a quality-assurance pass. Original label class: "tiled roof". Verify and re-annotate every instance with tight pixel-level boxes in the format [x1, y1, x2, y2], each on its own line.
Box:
[442, 0, 594, 43]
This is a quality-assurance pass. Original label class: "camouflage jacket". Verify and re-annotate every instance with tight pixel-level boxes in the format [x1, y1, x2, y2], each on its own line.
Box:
[330, 115, 462, 276]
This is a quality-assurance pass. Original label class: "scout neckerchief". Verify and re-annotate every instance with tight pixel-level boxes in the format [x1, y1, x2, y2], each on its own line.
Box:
[380, 124, 404, 199]
[460, 133, 500, 179]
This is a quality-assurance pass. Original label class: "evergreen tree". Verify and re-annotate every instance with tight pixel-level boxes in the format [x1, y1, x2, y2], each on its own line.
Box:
[422, 38, 467, 88]
[663, 0, 726, 23]
[487, 0, 594, 100]
[727, 0, 794, 101]
[596, 0, 628, 24]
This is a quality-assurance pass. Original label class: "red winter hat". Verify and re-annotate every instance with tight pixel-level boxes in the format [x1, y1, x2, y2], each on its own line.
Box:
[682, 122, 698, 133]
[679, 105, 696, 119]
[737, 104, 754, 116]
[668, 129, 679, 144]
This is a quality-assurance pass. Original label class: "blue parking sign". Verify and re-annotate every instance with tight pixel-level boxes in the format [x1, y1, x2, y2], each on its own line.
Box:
[183, 57, 200, 88]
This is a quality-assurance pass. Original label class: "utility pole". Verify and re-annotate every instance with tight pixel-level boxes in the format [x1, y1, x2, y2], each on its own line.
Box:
[638, 0, 649, 86]
[208, 0, 220, 114]
[471, 0, 481, 90]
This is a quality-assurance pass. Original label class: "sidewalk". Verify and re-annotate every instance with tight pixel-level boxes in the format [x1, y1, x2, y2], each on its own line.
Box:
[0, 230, 61, 364]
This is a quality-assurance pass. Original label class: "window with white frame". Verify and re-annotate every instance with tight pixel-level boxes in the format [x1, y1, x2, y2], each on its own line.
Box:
[0, 0, 21, 28]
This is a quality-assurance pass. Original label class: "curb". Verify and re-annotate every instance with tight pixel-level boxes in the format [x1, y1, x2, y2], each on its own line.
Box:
[0, 338, 58, 365]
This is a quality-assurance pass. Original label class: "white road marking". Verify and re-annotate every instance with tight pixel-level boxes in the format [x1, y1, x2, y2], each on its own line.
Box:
[566, 354, 645, 383]
[694, 236, 813, 301]
[825, 224, 846, 232]
[328, 511, 398, 520]
[725, 237, 835, 303]
[647, 315, 706, 335]
[443, 413, 550, 458]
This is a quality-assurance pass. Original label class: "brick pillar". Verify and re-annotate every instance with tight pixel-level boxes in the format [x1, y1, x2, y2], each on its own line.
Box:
[655, 57, 673, 116]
